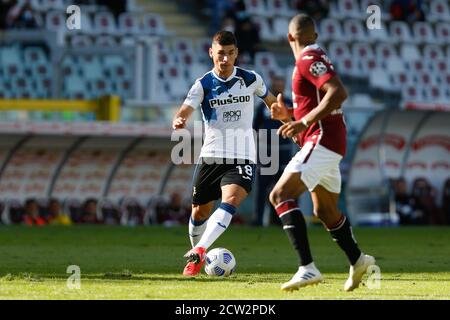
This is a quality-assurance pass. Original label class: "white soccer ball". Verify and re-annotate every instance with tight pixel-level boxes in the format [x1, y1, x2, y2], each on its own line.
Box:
[204, 248, 236, 277]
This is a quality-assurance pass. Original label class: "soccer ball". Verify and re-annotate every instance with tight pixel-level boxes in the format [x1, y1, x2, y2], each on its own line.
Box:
[204, 248, 236, 277]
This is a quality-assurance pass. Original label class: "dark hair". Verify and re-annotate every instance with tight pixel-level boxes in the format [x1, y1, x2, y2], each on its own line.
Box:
[212, 30, 237, 46]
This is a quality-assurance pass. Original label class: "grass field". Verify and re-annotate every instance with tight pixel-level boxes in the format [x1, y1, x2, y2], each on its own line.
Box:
[0, 225, 449, 300]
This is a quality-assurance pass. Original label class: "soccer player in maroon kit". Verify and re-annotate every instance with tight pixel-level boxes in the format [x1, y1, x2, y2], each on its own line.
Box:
[270, 14, 375, 292]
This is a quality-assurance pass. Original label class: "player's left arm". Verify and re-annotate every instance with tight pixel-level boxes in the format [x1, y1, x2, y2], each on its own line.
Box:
[278, 76, 347, 138]
[262, 92, 277, 112]
[301, 75, 348, 126]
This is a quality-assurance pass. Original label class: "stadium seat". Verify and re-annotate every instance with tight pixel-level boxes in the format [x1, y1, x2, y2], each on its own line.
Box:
[185, 60, 209, 83]
[320, 18, 345, 41]
[424, 85, 445, 103]
[351, 93, 373, 108]
[163, 66, 189, 100]
[393, 70, 416, 89]
[23, 47, 48, 65]
[405, 60, 426, 73]
[79, 56, 104, 80]
[400, 44, 422, 61]
[374, 43, 398, 61]
[428, 0, 450, 22]
[93, 11, 117, 35]
[435, 23, 450, 45]
[272, 17, 290, 41]
[45, 11, 66, 32]
[118, 12, 141, 35]
[352, 42, 375, 62]
[423, 44, 445, 61]
[266, 0, 292, 18]
[402, 85, 425, 103]
[336, 56, 359, 77]
[359, 57, 378, 76]
[369, 69, 396, 92]
[412, 22, 437, 45]
[251, 17, 276, 42]
[172, 38, 195, 55]
[142, 13, 168, 36]
[254, 52, 280, 71]
[70, 34, 94, 48]
[382, 56, 406, 73]
[41, 0, 65, 10]
[244, 0, 268, 17]
[367, 21, 391, 43]
[95, 35, 117, 47]
[328, 41, 351, 60]
[390, 21, 415, 43]
[415, 72, 438, 86]
[343, 19, 368, 41]
[336, 0, 362, 19]
[430, 59, 449, 73]
[63, 75, 89, 99]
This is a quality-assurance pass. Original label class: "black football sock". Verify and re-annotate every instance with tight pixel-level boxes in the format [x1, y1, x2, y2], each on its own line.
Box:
[276, 200, 313, 266]
[328, 215, 362, 265]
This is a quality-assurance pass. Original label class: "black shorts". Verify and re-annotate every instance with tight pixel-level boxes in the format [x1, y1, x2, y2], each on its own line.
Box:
[192, 158, 256, 205]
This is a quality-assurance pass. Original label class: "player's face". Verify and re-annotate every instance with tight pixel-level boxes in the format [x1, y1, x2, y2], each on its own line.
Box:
[210, 43, 238, 76]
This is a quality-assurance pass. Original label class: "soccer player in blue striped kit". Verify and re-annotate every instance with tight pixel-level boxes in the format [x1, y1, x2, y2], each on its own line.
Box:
[172, 31, 278, 276]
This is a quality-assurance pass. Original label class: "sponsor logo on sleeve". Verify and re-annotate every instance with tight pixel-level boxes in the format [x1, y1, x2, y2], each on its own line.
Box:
[309, 61, 328, 77]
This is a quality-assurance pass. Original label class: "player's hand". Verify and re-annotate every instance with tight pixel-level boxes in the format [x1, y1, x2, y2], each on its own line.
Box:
[270, 93, 290, 121]
[172, 117, 187, 130]
[277, 120, 307, 139]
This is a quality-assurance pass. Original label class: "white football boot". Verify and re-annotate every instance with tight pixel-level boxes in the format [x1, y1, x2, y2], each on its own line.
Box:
[281, 262, 323, 292]
[344, 253, 376, 292]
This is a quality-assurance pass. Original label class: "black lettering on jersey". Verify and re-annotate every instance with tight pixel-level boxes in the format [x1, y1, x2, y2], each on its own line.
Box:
[223, 110, 241, 122]
[209, 95, 251, 108]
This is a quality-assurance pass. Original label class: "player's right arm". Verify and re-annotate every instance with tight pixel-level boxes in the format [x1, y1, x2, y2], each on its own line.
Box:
[270, 93, 293, 122]
[172, 104, 195, 130]
[172, 79, 203, 130]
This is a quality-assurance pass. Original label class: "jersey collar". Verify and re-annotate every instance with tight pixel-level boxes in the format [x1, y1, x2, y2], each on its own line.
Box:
[212, 67, 237, 82]
[301, 43, 320, 54]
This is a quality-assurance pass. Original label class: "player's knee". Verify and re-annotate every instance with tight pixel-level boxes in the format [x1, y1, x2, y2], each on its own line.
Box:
[269, 188, 285, 207]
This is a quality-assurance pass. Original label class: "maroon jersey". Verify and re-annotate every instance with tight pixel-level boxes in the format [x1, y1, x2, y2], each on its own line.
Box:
[292, 44, 346, 157]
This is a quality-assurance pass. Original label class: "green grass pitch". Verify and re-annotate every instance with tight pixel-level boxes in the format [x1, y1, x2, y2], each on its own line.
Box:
[0, 225, 449, 300]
